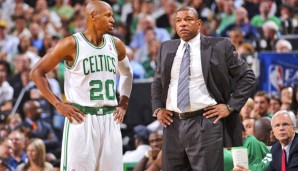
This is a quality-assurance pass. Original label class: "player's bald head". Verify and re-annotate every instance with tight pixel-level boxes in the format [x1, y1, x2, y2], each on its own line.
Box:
[85, 0, 111, 16]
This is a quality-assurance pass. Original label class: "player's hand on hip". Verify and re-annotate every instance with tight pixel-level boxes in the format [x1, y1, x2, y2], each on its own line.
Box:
[56, 102, 85, 123]
[203, 104, 230, 124]
[113, 105, 126, 124]
[157, 109, 173, 128]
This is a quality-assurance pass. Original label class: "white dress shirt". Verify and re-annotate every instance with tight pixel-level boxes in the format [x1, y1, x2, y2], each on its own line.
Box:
[166, 33, 217, 113]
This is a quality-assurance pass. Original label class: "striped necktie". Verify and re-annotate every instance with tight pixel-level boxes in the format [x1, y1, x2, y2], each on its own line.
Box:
[177, 43, 190, 112]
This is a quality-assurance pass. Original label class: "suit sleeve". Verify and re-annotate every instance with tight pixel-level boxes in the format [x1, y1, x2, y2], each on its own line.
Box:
[288, 140, 298, 171]
[224, 38, 256, 112]
[151, 42, 164, 111]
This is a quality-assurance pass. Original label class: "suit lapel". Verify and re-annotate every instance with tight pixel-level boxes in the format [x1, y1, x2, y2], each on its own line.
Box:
[164, 40, 180, 81]
[200, 35, 212, 85]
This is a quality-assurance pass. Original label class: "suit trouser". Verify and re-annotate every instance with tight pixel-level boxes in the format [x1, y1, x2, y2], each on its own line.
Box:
[162, 113, 223, 171]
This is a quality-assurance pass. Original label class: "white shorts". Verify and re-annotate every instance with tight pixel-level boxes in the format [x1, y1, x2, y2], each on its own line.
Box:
[60, 106, 123, 171]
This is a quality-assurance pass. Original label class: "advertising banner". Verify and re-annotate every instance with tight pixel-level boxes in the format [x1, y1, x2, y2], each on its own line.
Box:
[258, 52, 298, 97]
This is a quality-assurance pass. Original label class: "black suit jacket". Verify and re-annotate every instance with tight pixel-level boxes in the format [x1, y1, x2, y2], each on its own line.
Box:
[151, 35, 256, 147]
[267, 133, 298, 171]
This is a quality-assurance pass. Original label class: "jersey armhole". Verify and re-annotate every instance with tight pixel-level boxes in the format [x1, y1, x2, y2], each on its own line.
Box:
[65, 35, 79, 70]
[109, 35, 118, 56]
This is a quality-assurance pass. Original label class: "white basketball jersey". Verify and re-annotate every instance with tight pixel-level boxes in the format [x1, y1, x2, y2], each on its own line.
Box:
[64, 33, 118, 107]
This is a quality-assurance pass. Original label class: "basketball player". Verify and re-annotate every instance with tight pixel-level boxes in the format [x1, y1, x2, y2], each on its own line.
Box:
[30, 1, 133, 171]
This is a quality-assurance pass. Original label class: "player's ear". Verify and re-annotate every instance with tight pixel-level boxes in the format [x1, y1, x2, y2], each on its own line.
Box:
[90, 11, 96, 20]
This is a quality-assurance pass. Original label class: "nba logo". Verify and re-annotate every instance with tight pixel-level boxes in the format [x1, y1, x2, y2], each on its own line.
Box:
[268, 65, 283, 96]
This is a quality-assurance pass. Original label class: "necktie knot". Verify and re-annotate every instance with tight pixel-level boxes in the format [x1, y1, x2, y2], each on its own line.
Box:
[184, 43, 190, 51]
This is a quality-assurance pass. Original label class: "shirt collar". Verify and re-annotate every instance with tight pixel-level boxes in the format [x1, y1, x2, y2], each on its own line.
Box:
[180, 33, 201, 48]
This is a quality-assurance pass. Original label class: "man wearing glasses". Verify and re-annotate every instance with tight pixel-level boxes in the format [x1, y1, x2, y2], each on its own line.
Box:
[267, 110, 298, 171]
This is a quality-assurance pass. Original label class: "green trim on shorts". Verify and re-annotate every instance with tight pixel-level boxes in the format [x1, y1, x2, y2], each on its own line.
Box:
[63, 119, 70, 171]
[72, 104, 115, 115]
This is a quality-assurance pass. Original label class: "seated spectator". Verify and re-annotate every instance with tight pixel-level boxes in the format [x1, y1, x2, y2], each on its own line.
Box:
[252, 91, 272, 118]
[215, 0, 235, 35]
[0, 60, 13, 114]
[0, 137, 14, 171]
[6, 113, 22, 130]
[269, 96, 281, 115]
[220, 7, 259, 40]
[251, 0, 281, 28]
[279, 4, 298, 35]
[7, 129, 27, 169]
[129, 15, 170, 51]
[242, 118, 255, 136]
[123, 125, 151, 163]
[133, 131, 163, 171]
[268, 110, 298, 170]
[240, 98, 254, 121]
[280, 86, 293, 110]
[0, 20, 19, 62]
[229, 28, 244, 50]
[17, 100, 59, 153]
[16, 138, 54, 171]
[290, 83, 298, 116]
[275, 39, 293, 53]
[255, 20, 279, 51]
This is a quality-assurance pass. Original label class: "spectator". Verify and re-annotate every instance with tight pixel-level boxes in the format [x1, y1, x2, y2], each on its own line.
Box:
[10, 15, 31, 38]
[279, 4, 298, 35]
[0, 60, 13, 114]
[0, 20, 19, 62]
[252, 91, 272, 118]
[269, 96, 281, 115]
[123, 125, 151, 163]
[129, 15, 170, 51]
[220, 7, 259, 40]
[0, 137, 14, 171]
[240, 98, 254, 121]
[280, 86, 293, 110]
[16, 138, 54, 171]
[290, 84, 298, 115]
[6, 114, 22, 131]
[126, 46, 145, 79]
[257, 20, 279, 51]
[50, 0, 74, 23]
[155, 0, 178, 34]
[215, 0, 235, 35]
[7, 129, 27, 169]
[228, 28, 244, 50]
[251, 0, 281, 28]
[268, 110, 298, 170]
[17, 100, 59, 153]
[242, 118, 255, 136]
[275, 39, 293, 53]
[133, 131, 163, 171]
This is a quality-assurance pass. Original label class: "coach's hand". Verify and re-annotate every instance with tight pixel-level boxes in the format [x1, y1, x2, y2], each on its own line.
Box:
[203, 104, 230, 124]
[56, 102, 85, 123]
[114, 95, 129, 124]
[157, 108, 173, 128]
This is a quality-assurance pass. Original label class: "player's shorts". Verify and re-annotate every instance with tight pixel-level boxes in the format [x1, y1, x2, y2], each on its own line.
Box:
[60, 104, 123, 171]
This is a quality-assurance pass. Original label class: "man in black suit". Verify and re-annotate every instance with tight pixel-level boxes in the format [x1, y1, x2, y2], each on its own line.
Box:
[267, 110, 298, 171]
[151, 6, 255, 170]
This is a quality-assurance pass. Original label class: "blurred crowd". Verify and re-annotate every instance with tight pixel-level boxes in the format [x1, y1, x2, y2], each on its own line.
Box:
[0, 0, 298, 170]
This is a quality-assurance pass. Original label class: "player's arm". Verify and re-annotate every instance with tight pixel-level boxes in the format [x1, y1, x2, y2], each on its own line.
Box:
[30, 36, 85, 123]
[113, 36, 133, 124]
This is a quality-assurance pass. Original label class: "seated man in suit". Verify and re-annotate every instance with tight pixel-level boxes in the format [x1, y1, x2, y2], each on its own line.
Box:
[267, 110, 298, 170]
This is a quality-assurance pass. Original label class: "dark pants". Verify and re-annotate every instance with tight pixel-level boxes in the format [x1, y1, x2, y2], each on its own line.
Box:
[162, 114, 223, 171]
